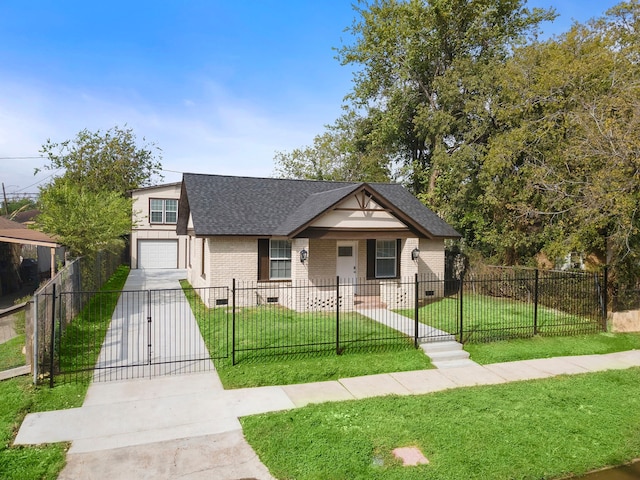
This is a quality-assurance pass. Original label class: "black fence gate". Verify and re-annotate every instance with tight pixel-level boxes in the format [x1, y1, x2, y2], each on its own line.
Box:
[41, 286, 229, 384]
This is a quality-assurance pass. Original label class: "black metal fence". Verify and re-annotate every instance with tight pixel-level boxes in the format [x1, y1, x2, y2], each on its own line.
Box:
[42, 286, 229, 385]
[223, 268, 606, 363]
[229, 277, 422, 365]
[454, 267, 607, 343]
[40, 266, 608, 383]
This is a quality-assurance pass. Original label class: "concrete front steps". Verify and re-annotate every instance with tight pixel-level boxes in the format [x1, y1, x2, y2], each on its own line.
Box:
[420, 340, 479, 369]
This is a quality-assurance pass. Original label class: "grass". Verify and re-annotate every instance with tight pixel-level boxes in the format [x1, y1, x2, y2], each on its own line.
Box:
[181, 282, 432, 389]
[465, 332, 640, 364]
[0, 377, 65, 480]
[55, 265, 130, 385]
[242, 367, 640, 480]
[0, 299, 28, 371]
[0, 265, 131, 480]
[405, 293, 602, 343]
[0, 336, 26, 372]
[0, 375, 91, 480]
[215, 348, 431, 389]
[181, 282, 639, 389]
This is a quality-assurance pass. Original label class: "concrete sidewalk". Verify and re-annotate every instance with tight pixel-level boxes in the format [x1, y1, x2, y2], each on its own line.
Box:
[14, 350, 640, 479]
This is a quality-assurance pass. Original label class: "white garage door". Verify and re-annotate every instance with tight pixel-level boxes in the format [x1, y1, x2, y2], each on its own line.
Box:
[138, 240, 178, 269]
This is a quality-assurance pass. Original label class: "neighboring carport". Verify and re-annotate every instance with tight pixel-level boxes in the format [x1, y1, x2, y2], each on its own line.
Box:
[0, 216, 62, 288]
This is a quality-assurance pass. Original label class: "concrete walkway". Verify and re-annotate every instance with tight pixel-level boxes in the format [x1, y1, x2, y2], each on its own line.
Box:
[358, 308, 455, 341]
[11, 269, 640, 479]
[14, 350, 640, 479]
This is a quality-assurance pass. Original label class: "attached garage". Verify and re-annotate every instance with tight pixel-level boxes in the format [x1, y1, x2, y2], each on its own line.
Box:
[138, 240, 178, 269]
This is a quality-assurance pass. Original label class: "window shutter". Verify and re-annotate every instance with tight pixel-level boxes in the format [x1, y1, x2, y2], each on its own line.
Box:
[366, 239, 375, 280]
[258, 239, 270, 281]
[396, 238, 402, 279]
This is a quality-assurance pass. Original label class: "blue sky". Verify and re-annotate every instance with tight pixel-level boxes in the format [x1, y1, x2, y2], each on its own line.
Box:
[0, 0, 623, 196]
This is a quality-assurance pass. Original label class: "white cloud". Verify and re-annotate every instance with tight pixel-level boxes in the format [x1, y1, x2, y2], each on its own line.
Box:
[0, 75, 341, 194]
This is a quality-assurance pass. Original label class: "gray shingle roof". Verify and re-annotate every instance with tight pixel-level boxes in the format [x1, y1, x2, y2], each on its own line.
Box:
[179, 173, 460, 238]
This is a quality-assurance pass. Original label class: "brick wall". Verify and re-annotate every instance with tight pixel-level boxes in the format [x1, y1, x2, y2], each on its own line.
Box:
[186, 235, 447, 309]
[207, 236, 258, 286]
[418, 238, 445, 278]
[308, 238, 337, 280]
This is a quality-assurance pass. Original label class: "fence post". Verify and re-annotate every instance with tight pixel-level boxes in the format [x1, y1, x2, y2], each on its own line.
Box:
[49, 284, 56, 388]
[458, 272, 464, 343]
[33, 295, 39, 384]
[533, 269, 539, 335]
[414, 273, 419, 348]
[602, 266, 608, 331]
[232, 279, 236, 365]
[336, 276, 340, 355]
[147, 290, 152, 368]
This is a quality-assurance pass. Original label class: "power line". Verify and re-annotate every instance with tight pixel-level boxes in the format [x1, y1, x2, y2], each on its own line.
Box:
[0, 156, 45, 159]
[13, 170, 60, 192]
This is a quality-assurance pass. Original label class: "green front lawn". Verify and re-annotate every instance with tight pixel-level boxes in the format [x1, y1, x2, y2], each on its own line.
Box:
[242, 367, 640, 480]
[400, 293, 602, 343]
[466, 332, 640, 364]
[0, 376, 91, 480]
[181, 282, 432, 389]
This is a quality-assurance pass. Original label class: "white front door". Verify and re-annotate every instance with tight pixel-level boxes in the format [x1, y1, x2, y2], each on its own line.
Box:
[336, 241, 358, 282]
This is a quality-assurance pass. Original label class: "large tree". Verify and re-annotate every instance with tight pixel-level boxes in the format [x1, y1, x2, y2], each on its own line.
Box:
[274, 1, 640, 280]
[275, 0, 554, 263]
[35, 180, 132, 257]
[35, 126, 163, 256]
[488, 2, 640, 278]
[276, 0, 554, 188]
[37, 125, 163, 195]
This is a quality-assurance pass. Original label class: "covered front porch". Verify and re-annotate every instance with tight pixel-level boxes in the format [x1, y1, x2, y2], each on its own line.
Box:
[279, 236, 445, 312]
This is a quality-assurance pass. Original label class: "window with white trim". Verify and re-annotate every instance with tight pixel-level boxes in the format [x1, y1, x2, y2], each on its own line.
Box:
[376, 240, 397, 278]
[150, 199, 178, 224]
[269, 240, 291, 279]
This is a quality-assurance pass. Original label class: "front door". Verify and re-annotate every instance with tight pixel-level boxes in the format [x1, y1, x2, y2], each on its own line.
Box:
[336, 241, 358, 282]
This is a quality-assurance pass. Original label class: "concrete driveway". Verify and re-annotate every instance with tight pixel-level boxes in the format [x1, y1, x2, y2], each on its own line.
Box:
[19, 269, 283, 479]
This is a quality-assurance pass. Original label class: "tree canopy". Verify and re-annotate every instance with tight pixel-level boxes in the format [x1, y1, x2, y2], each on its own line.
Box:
[274, 0, 640, 287]
[35, 180, 133, 257]
[35, 126, 163, 257]
[38, 125, 163, 195]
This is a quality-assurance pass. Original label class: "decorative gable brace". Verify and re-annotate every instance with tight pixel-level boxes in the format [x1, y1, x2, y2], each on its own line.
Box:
[284, 184, 433, 240]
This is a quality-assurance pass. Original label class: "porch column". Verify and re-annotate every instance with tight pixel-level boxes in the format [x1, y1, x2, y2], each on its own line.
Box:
[290, 238, 309, 284]
[50, 247, 56, 279]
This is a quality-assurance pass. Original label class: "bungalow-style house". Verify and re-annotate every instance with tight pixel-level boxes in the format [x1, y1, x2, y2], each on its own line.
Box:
[130, 182, 187, 269]
[177, 173, 460, 310]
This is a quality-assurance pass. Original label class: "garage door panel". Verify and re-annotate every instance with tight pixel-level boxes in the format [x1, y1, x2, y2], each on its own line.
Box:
[138, 240, 178, 269]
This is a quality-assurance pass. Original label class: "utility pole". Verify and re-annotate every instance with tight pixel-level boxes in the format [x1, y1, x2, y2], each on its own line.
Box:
[1, 183, 8, 216]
